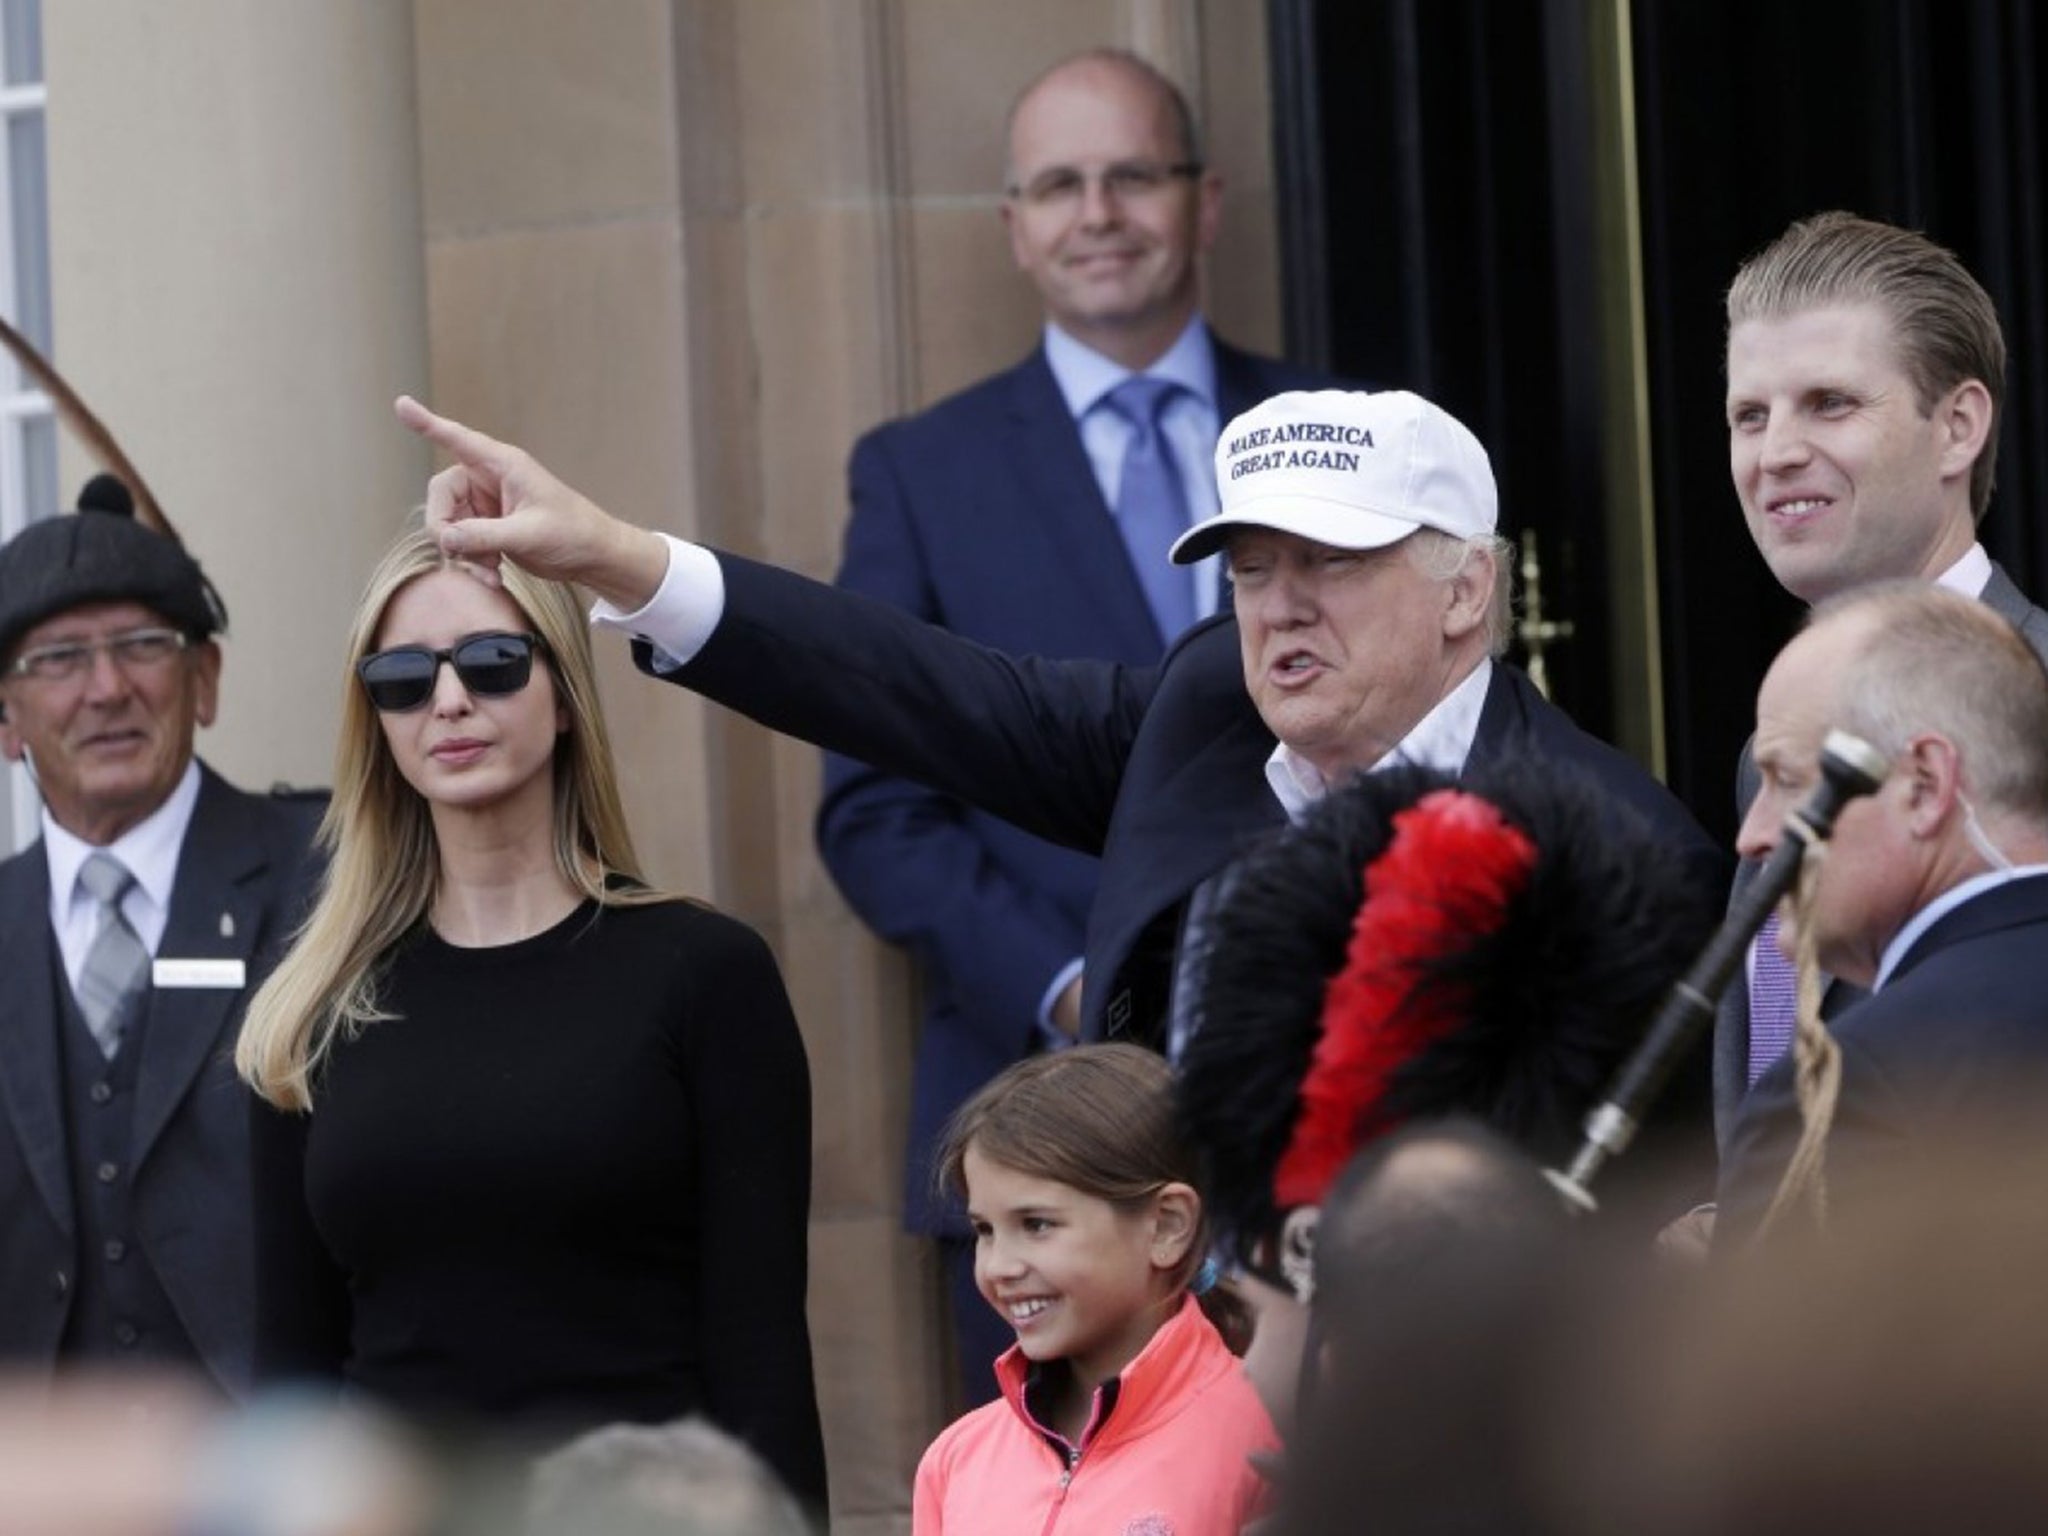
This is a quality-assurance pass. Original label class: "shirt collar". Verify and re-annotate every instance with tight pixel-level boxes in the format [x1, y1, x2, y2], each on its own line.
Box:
[1264, 658, 1494, 824]
[1041, 314, 1216, 421]
[42, 758, 202, 917]
[997, 1294, 1223, 1455]
[1935, 542, 1993, 599]
[1873, 864, 2048, 991]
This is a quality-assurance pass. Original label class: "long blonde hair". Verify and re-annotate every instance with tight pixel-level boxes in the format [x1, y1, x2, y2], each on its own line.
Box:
[237, 526, 666, 1110]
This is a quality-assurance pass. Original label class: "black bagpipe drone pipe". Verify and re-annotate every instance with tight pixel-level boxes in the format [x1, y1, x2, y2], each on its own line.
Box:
[1547, 729, 1890, 1211]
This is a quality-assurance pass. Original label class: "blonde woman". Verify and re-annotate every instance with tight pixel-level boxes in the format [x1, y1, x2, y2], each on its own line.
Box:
[237, 528, 824, 1508]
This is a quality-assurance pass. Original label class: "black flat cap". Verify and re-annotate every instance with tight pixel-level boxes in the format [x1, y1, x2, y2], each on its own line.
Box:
[0, 474, 226, 663]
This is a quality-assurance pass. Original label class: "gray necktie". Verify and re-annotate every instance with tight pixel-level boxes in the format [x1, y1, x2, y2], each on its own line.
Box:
[76, 852, 150, 1057]
[1105, 376, 1198, 642]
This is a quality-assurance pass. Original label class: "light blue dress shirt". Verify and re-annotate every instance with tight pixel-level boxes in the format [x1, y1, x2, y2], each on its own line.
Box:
[1041, 317, 1225, 618]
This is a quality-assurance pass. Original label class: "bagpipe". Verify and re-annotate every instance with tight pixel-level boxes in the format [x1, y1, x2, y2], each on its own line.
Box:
[1548, 728, 1890, 1213]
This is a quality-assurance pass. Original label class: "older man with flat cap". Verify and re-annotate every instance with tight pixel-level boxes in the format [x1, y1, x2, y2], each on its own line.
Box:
[0, 482, 320, 1393]
[396, 388, 1725, 1053]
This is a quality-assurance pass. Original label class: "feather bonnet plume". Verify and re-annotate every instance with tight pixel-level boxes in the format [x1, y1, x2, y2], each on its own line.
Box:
[1178, 760, 1713, 1259]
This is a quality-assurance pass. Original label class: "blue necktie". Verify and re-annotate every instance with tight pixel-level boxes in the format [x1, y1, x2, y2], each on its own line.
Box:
[1105, 376, 1198, 642]
[1746, 911, 1799, 1087]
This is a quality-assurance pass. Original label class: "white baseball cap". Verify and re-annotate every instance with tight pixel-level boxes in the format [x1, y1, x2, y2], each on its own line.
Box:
[1170, 389, 1498, 565]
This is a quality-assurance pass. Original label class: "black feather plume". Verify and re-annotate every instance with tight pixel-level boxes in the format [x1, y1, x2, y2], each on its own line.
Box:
[1177, 758, 1714, 1258]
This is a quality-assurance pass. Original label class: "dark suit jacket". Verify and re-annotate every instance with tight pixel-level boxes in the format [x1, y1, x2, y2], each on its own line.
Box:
[0, 764, 322, 1391]
[816, 337, 1328, 1228]
[655, 555, 1727, 1046]
[1717, 875, 2048, 1240]
[1711, 561, 2048, 1148]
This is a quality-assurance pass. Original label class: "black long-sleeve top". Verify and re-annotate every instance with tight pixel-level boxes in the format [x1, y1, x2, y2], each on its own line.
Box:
[251, 897, 826, 1507]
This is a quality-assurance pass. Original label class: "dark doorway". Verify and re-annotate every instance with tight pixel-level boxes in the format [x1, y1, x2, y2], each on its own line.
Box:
[1269, 0, 1625, 754]
[1270, 0, 2048, 845]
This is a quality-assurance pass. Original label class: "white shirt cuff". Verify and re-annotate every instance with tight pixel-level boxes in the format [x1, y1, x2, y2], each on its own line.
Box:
[589, 533, 723, 670]
[1035, 956, 1086, 1050]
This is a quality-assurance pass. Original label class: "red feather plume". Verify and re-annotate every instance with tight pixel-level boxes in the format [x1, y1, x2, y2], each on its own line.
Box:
[1272, 788, 1539, 1209]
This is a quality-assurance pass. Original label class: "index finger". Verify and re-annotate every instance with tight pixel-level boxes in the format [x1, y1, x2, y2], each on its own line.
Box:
[394, 395, 518, 474]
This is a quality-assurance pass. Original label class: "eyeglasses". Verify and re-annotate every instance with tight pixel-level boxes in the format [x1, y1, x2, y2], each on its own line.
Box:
[1007, 159, 1204, 210]
[356, 631, 545, 713]
[6, 627, 190, 683]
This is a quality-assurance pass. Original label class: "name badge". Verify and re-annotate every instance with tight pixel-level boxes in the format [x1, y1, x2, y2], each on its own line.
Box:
[152, 958, 247, 990]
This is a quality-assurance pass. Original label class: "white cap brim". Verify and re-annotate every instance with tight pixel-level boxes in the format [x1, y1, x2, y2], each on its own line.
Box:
[1169, 493, 1427, 565]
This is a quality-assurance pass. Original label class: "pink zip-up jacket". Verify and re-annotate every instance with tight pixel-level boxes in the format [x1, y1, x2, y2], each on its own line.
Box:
[913, 1294, 1278, 1536]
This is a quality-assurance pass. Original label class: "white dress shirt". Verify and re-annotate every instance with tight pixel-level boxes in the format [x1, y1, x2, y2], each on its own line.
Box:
[42, 758, 201, 989]
[1264, 659, 1495, 826]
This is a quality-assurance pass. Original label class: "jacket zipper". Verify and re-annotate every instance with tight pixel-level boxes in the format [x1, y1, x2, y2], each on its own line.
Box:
[1034, 1445, 1082, 1536]
[1033, 1391, 1108, 1536]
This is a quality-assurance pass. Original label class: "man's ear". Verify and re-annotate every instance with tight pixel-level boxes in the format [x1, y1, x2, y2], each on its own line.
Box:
[1150, 1182, 1201, 1271]
[1441, 546, 1496, 642]
[1001, 195, 1028, 273]
[1937, 379, 1994, 486]
[0, 694, 20, 763]
[190, 640, 223, 730]
[1194, 168, 1225, 256]
[1901, 732, 1965, 835]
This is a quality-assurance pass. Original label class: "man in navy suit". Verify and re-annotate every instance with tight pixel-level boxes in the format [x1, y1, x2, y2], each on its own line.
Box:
[0, 490, 321, 1394]
[1717, 584, 2048, 1241]
[398, 386, 1723, 1059]
[817, 49, 1329, 1398]
[1713, 213, 2048, 1150]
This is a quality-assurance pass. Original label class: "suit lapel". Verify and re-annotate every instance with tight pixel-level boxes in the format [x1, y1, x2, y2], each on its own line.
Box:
[1005, 350, 1168, 655]
[1979, 561, 2048, 664]
[1212, 335, 1275, 423]
[1467, 664, 1522, 761]
[0, 844, 75, 1236]
[130, 772, 271, 1168]
[1139, 715, 1286, 894]
[1980, 562, 2028, 627]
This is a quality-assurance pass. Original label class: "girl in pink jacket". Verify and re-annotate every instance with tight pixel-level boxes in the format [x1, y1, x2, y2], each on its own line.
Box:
[913, 1045, 1277, 1536]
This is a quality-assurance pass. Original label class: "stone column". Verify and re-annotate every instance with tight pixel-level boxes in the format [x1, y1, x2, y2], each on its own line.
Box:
[43, 0, 429, 792]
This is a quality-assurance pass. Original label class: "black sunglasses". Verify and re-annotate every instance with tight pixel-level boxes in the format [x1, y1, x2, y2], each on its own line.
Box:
[356, 631, 546, 713]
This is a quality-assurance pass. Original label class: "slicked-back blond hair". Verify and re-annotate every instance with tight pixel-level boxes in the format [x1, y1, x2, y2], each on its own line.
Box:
[237, 524, 668, 1110]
